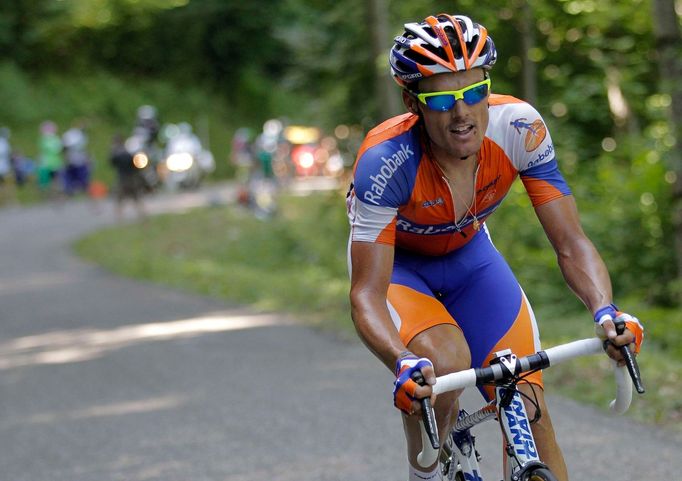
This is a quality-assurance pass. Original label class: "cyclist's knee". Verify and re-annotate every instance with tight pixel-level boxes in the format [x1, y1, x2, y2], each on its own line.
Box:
[407, 324, 471, 375]
[519, 384, 557, 435]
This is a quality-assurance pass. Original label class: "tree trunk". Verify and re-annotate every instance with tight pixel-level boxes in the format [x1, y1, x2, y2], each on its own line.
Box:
[652, 0, 682, 294]
[367, 0, 402, 120]
[520, 1, 537, 105]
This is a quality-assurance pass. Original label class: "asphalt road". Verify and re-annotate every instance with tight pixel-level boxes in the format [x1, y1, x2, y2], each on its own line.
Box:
[1, 183, 681, 481]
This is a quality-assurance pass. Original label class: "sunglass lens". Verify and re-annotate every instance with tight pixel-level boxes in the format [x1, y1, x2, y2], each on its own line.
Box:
[462, 84, 489, 105]
[425, 94, 456, 112]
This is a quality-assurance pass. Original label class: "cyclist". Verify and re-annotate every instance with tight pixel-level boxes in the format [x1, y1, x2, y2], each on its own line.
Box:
[346, 13, 644, 481]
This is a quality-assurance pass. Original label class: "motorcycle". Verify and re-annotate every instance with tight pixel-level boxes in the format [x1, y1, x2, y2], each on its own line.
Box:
[160, 123, 215, 190]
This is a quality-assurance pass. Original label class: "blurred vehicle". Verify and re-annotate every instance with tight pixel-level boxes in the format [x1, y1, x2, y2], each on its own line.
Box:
[283, 125, 345, 178]
[159, 122, 215, 190]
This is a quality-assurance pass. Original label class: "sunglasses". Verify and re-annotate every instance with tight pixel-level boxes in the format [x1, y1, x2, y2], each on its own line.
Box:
[416, 78, 491, 112]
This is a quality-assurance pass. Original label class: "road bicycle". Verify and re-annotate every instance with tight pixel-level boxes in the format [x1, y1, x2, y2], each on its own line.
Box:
[414, 321, 645, 481]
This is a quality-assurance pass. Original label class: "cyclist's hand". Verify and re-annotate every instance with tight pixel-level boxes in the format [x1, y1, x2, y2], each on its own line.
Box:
[594, 304, 644, 365]
[393, 352, 435, 416]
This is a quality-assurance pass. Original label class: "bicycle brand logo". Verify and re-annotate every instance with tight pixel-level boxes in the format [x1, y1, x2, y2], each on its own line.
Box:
[362, 143, 415, 206]
[502, 397, 538, 458]
[510, 117, 547, 152]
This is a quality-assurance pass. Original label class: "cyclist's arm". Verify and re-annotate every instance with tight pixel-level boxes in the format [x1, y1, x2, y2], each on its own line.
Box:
[534, 195, 612, 312]
[533, 196, 637, 354]
[349, 240, 407, 371]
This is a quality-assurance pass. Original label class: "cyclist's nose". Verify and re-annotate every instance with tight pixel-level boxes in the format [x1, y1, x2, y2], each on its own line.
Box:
[449, 98, 469, 117]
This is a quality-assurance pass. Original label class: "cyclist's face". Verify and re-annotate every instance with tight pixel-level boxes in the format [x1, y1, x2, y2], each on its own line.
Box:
[405, 69, 489, 162]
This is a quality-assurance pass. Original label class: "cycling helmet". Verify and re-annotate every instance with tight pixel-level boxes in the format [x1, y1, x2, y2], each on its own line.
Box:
[137, 105, 157, 120]
[390, 14, 497, 88]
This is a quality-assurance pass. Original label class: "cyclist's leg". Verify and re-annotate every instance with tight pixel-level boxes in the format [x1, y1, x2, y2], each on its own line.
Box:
[481, 295, 567, 480]
[517, 383, 568, 481]
[438, 231, 567, 480]
[387, 260, 471, 477]
[404, 324, 471, 465]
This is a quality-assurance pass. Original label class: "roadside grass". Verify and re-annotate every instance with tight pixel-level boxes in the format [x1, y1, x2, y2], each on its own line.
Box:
[74, 191, 682, 432]
[74, 191, 355, 335]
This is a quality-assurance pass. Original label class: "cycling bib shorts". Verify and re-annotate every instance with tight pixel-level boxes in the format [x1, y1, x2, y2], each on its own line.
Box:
[388, 229, 541, 398]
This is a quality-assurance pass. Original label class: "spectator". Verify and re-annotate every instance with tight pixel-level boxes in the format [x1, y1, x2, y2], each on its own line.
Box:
[10, 150, 35, 187]
[62, 122, 92, 196]
[110, 133, 146, 222]
[37, 121, 64, 195]
[0, 127, 10, 185]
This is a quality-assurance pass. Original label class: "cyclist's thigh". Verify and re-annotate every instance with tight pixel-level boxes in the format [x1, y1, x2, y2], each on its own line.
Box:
[387, 257, 460, 348]
[439, 231, 543, 399]
[387, 257, 471, 374]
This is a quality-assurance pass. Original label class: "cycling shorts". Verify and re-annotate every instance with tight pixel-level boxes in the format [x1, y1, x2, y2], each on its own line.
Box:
[387, 228, 542, 399]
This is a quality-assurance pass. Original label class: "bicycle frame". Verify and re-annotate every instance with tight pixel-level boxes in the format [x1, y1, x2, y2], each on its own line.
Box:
[417, 337, 636, 481]
[441, 369, 546, 480]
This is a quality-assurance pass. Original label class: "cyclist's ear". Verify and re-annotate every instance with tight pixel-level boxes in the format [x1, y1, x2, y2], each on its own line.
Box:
[402, 89, 420, 115]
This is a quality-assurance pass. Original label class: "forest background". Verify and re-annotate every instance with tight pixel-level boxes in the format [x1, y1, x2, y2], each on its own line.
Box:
[2, 0, 682, 425]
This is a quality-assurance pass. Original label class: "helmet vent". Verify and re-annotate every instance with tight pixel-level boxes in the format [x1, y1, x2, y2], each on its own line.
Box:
[404, 44, 442, 66]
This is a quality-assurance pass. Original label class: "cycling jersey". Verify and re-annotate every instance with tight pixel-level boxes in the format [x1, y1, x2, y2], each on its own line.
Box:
[347, 95, 572, 395]
[347, 94, 571, 256]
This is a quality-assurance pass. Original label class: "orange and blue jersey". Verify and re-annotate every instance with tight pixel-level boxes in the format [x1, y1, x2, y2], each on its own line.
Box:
[347, 95, 572, 398]
[347, 94, 571, 256]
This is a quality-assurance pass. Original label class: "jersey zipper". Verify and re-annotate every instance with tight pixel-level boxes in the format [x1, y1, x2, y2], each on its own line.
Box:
[439, 163, 480, 238]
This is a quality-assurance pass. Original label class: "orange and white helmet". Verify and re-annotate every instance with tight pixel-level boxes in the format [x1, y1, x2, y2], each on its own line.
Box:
[389, 14, 497, 88]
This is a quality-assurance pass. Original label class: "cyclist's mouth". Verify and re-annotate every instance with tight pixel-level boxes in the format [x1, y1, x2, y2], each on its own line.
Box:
[450, 124, 475, 137]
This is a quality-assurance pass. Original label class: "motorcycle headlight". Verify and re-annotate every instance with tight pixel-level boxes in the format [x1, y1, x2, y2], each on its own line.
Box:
[166, 153, 194, 172]
[133, 153, 149, 169]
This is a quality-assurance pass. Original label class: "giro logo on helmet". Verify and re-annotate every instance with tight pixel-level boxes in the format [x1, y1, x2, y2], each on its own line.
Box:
[394, 35, 412, 47]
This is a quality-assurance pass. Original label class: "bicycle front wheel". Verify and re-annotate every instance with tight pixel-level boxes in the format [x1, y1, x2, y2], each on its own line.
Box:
[524, 467, 559, 481]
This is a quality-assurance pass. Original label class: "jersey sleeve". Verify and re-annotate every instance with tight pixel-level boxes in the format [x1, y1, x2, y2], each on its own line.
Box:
[503, 102, 572, 206]
[348, 133, 420, 245]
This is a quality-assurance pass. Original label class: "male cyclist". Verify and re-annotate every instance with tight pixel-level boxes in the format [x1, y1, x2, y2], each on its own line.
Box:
[346, 13, 644, 481]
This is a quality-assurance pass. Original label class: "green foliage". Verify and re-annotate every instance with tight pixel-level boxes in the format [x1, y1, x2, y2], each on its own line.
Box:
[487, 134, 677, 310]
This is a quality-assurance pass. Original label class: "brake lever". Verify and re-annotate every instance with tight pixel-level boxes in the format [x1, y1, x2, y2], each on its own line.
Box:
[611, 320, 645, 394]
[411, 371, 440, 450]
